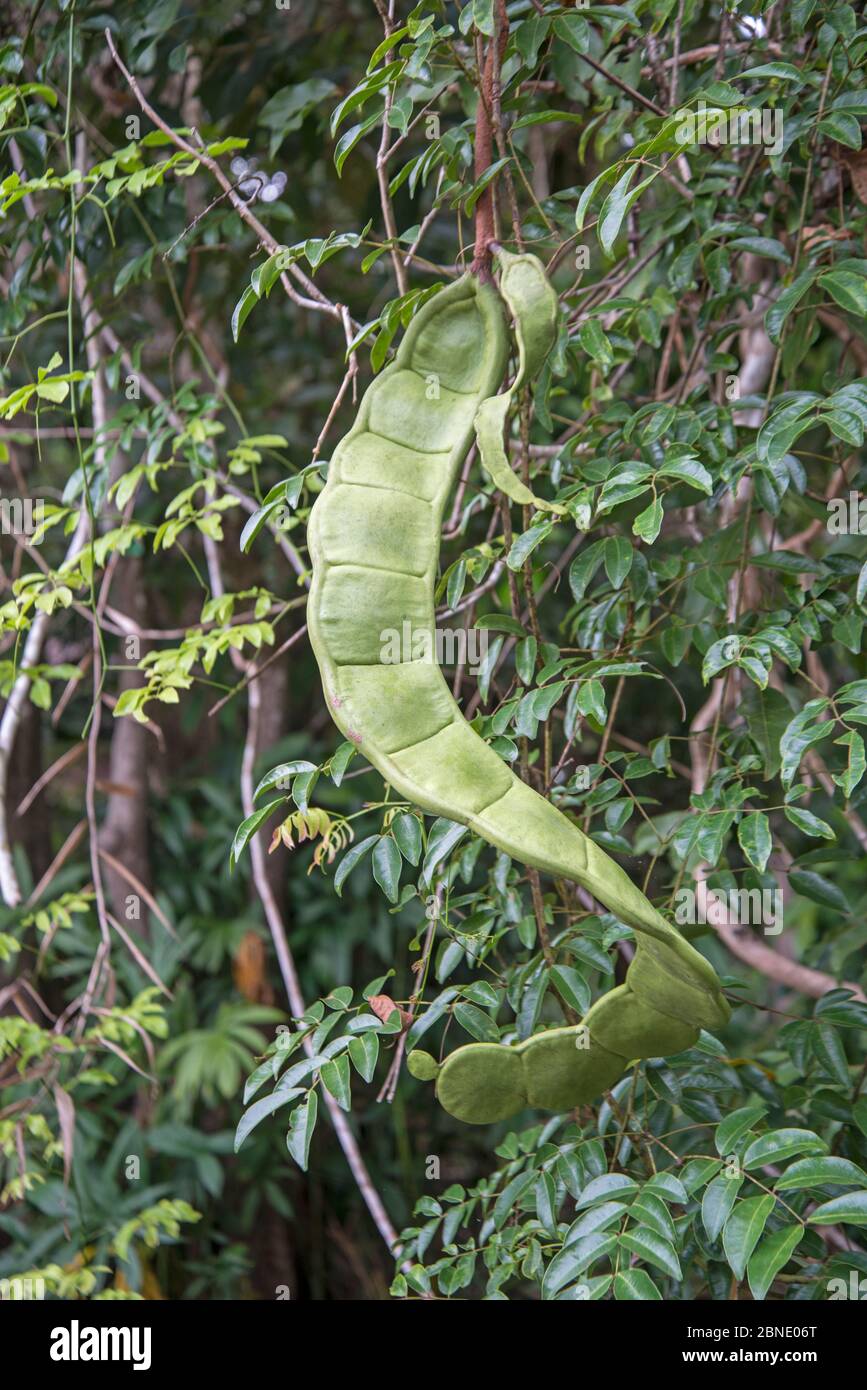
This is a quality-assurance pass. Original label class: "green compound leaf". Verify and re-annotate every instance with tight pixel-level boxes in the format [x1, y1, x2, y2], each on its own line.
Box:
[722, 1194, 776, 1282]
[774, 1156, 867, 1192]
[372, 835, 402, 903]
[738, 811, 772, 871]
[807, 1191, 867, 1226]
[320, 1054, 352, 1111]
[620, 1227, 682, 1281]
[702, 1175, 743, 1243]
[285, 1092, 318, 1172]
[747, 1225, 803, 1301]
[613, 1268, 662, 1300]
[743, 1128, 827, 1170]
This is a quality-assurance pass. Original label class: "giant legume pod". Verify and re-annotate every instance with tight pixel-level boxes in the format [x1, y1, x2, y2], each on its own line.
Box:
[307, 260, 729, 1124]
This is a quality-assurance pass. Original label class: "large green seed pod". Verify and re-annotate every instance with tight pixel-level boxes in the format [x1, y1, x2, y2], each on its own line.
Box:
[307, 253, 728, 1124]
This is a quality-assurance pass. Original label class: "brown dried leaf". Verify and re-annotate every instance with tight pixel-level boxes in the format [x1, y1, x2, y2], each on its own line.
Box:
[53, 1084, 75, 1187]
[233, 930, 273, 1004]
[367, 994, 412, 1028]
[846, 149, 867, 206]
[368, 994, 397, 1022]
[800, 222, 848, 253]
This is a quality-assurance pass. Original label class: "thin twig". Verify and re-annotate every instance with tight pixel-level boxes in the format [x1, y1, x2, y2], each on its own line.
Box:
[103, 29, 356, 329]
[242, 666, 409, 1266]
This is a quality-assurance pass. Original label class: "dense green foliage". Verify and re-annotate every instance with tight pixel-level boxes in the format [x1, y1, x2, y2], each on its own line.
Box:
[1, 0, 866, 1302]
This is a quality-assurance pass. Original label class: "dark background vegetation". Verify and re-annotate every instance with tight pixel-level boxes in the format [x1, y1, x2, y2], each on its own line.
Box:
[1, 0, 866, 1301]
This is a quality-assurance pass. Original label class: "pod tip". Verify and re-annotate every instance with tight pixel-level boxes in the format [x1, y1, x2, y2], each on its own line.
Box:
[407, 1050, 440, 1082]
